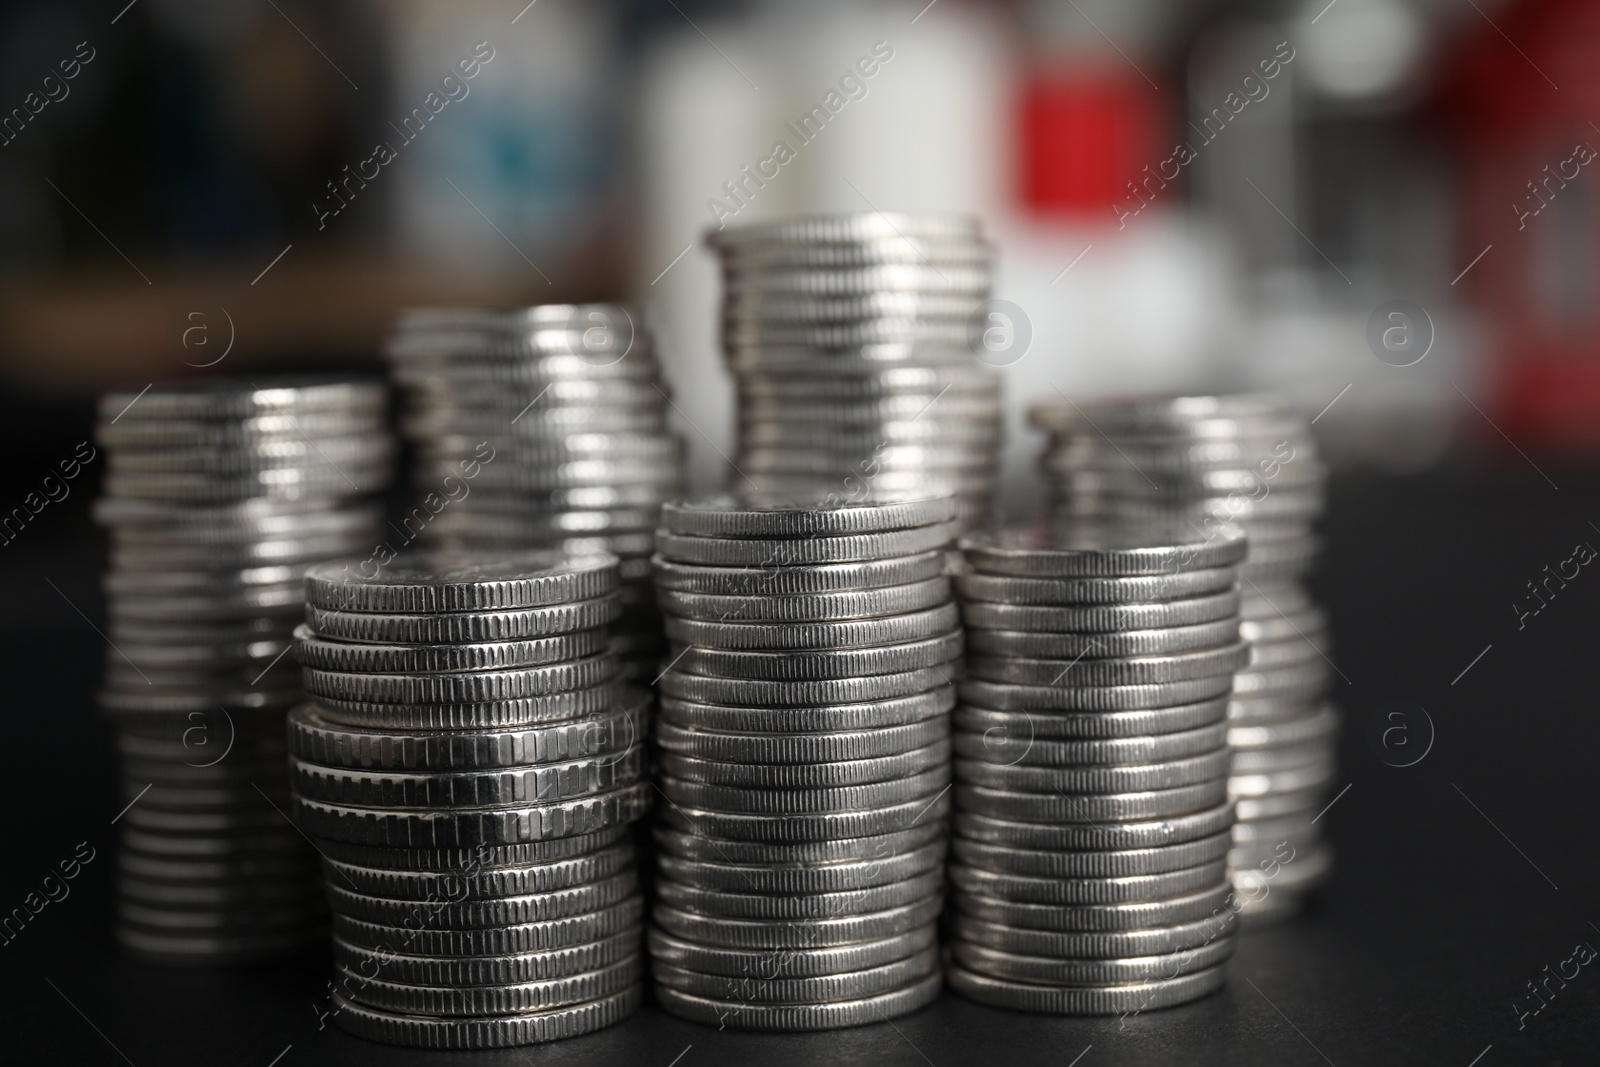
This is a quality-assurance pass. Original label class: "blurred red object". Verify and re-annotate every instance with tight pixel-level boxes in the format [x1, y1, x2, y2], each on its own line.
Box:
[1443, 0, 1600, 449]
[1017, 64, 1164, 219]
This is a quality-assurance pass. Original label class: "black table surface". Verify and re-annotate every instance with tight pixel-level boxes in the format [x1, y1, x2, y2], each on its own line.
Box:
[4, 465, 1597, 1066]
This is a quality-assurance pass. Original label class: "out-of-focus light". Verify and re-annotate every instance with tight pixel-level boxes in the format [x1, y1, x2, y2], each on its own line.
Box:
[1295, 0, 1424, 101]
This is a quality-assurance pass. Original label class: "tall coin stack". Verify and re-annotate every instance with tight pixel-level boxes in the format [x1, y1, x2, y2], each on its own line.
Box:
[385, 305, 685, 681]
[647, 496, 960, 1030]
[945, 524, 1249, 1015]
[708, 213, 1002, 527]
[1030, 394, 1337, 921]
[94, 377, 393, 965]
[287, 552, 650, 1048]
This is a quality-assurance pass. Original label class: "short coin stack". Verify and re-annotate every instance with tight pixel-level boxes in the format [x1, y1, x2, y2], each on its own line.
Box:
[94, 377, 393, 964]
[386, 305, 685, 681]
[708, 213, 1002, 526]
[647, 496, 960, 1030]
[945, 523, 1249, 1015]
[1030, 394, 1338, 920]
[287, 552, 650, 1048]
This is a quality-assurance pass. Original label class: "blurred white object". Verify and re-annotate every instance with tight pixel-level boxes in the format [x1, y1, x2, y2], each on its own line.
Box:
[1293, 0, 1426, 104]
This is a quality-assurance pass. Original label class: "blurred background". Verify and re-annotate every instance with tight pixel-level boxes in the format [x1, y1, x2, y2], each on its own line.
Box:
[1, 0, 1592, 522]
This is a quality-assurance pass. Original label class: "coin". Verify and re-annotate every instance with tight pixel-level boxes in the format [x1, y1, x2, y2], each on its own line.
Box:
[655, 524, 955, 566]
[946, 961, 1226, 1015]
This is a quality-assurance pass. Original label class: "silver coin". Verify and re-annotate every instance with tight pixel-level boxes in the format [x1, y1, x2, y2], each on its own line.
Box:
[316, 826, 628, 871]
[952, 699, 1227, 740]
[954, 749, 1229, 794]
[115, 924, 323, 964]
[958, 588, 1241, 633]
[332, 897, 644, 960]
[652, 945, 937, 1004]
[291, 780, 652, 847]
[651, 821, 945, 866]
[658, 577, 950, 623]
[951, 911, 1235, 960]
[1238, 607, 1327, 644]
[655, 840, 944, 894]
[953, 721, 1228, 766]
[116, 876, 322, 908]
[951, 830, 1233, 878]
[660, 666, 954, 707]
[666, 630, 961, 681]
[99, 376, 384, 422]
[947, 960, 1225, 1015]
[303, 596, 623, 645]
[960, 522, 1248, 577]
[310, 681, 628, 731]
[955, 780, 1229, 824]
[1227, 705, 1340, 751]
[955, 883, 1236, 934]
[655, 867, 942, 921]
[966, 644, 1248, 687]
[652, 892, 942, 951]
[1229, 739, 1336, 775]
[328, 984, 640, 1049]
[965, 619, 1240, 660]
[657, 788, 950, 844]
[1227, 758, 1338, 802]
[954, 803, 1234, 852]
[292, 625, 608, 674]
[958, 675, 1234, 713]
[287, 697, 643, 770]
[949, 860, 1228, 905]
[646, 924, 934, 979]
[665, 603, 958, 651]
[301, 653, 620, 705]
[290, 746, 644, 808]
[324, 843, 633, 900]
[656, 716, 947, 764]
[955, 569, 1238, 606]
[652, 550, 947, 595]
[659, 740, 948, 790]
[953, 935, 1234, 986]
[327, 869, 638, 929]
[1232, 784, 1326, 822]
[304, 552, 619, 613]
[656, 524, 954, 567]
[659, 687, 952, 733]
[658, 764, 947, 816]
[333, 927, 641, 987]
[338, 954, 642, 1017]
[661, 495, 956, 538]
[654, 969, 940, 1031]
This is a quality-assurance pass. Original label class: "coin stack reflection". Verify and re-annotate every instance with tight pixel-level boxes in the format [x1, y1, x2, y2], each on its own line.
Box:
[945, 525, 1248, 1014]
[287, 553, 649, 1048]
[386, 306, 685, 681]
[648, 496, 959, 1030]
[1031, 394, 1337, 921]
[708, 213, 1002, 526]
[94, 378, 393, 965]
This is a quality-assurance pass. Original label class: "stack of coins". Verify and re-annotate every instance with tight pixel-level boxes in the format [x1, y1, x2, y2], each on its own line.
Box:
[708, 213, 1002, 526]
[1030, 394, 1337, 921]
[93, 377, 393, 965]
[647, 496, 960, 1030]
[944, 523, 1249, 1015]
[287, 552, 650, 1048]
[385, 305, 685, 681]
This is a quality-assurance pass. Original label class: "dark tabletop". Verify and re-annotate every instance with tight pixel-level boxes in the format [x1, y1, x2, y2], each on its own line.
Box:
[4, 463, 1597, 1067]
